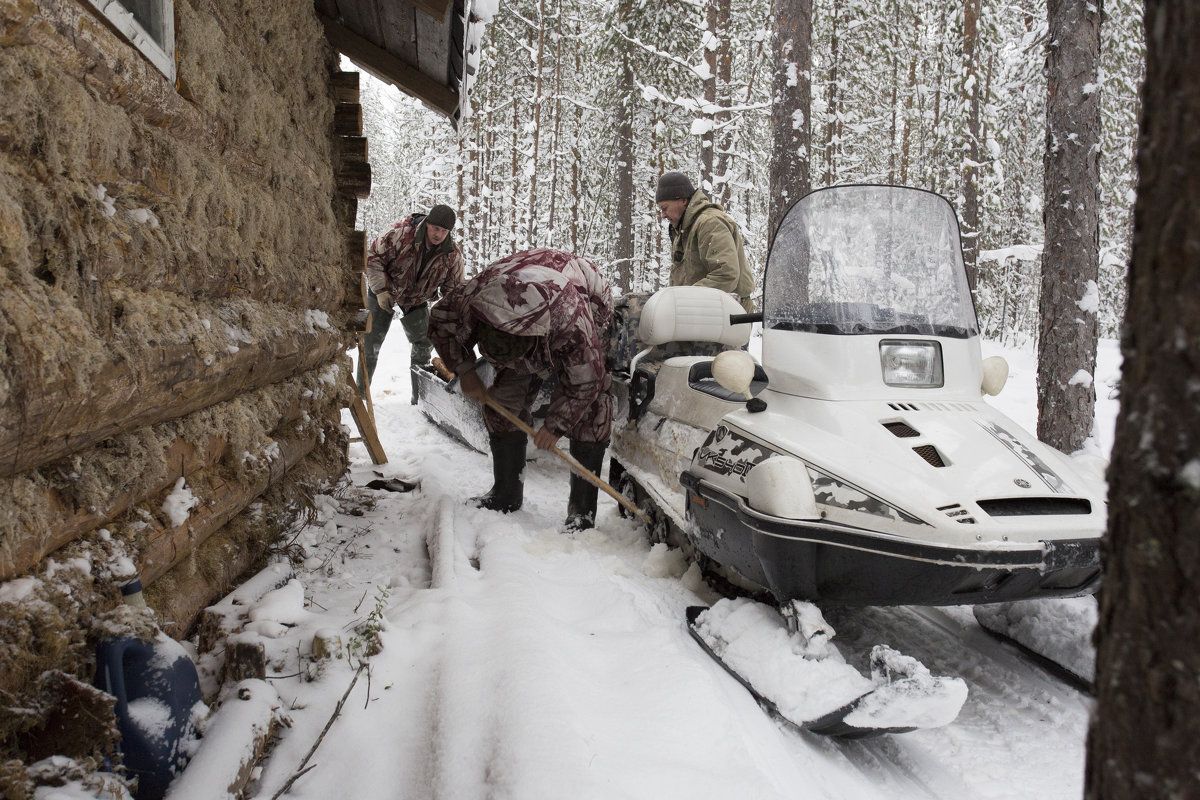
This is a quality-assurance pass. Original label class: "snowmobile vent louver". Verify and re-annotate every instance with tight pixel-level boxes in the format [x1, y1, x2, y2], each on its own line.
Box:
[938, 504, 977, 524]
[883, 421, 920, 438]
[976, 497, 1093, 516]
[912, 444, 946, 467]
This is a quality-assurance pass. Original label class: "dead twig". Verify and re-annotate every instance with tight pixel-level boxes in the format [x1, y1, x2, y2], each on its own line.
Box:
[269, 663, 365, 800]
[269, 764, 317, 800]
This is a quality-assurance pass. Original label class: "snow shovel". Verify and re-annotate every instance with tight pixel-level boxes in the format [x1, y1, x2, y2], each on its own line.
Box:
[432, 358, 653, 525]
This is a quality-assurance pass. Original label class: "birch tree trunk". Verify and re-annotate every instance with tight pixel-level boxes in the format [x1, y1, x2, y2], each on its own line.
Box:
[1037, 0, 1101, 453]
[768, 0, 812, 247]
[1085, 3, 1200, 795]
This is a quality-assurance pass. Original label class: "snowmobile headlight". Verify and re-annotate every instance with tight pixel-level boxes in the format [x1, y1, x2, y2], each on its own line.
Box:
[880, 340, 944, 388]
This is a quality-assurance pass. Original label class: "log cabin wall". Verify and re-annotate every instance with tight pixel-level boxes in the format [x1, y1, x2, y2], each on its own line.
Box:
[0, 0, 364, 770]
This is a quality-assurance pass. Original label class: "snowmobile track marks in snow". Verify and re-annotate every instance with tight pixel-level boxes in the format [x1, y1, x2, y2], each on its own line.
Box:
[974, 623, 1094, 695]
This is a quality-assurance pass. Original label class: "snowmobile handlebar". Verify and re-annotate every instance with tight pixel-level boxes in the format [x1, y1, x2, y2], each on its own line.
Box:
[729, 312, 763, 325]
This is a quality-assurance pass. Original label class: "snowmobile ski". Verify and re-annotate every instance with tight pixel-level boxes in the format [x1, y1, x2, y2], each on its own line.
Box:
[686, 604, 968, 739]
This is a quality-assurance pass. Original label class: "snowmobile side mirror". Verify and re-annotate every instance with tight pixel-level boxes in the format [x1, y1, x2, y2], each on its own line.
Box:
[981, 356, 1010, 396]
[711, 350, 757, 400]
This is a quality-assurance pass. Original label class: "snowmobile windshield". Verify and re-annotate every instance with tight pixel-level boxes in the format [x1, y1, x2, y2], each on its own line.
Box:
[763, 186, 979, 338]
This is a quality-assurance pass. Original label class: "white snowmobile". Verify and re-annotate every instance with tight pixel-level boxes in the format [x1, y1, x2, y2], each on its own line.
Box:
[607, 184, 1105, 736]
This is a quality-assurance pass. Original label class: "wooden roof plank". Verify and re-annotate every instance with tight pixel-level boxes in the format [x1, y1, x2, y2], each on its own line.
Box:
[376, 0, 418, 68]
[410, 0, 451, 20]
[414, 1, 449, 85]
[319, 12, 458, 118]
[313, 0, 342, 21]
[340, 0, 386, 48]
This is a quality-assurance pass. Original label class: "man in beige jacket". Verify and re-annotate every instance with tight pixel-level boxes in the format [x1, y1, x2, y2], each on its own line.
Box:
[655, 171, 755, 312]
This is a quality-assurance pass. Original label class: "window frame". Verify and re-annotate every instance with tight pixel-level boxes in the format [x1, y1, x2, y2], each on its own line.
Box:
[85, 0, 176, 82]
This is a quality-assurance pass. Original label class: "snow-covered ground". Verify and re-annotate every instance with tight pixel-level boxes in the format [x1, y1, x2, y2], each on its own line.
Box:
[162, 331, 1120, 800]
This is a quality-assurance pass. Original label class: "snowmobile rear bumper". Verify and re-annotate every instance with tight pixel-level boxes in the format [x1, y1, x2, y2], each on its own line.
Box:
[680, 473, 1101, 607]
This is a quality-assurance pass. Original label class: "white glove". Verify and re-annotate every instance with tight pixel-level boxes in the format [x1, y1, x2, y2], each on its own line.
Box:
[375, 291, 394, 312]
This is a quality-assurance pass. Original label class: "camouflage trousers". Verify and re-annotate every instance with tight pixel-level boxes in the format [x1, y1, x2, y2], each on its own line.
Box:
[484, 368, 613, 443]
[358, 289, 432, 394]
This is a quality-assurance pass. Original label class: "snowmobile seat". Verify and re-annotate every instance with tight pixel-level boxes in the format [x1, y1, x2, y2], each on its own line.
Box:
[628, 287, 753, 377]
[687, 359, 768, 401]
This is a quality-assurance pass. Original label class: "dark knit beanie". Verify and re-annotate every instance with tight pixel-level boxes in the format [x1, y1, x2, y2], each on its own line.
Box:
[426, 204, 457, 230]
[655, 171, 695, 202]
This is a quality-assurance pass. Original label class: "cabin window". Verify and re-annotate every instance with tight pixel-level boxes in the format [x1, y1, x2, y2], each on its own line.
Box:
[86, 0, 176, 82]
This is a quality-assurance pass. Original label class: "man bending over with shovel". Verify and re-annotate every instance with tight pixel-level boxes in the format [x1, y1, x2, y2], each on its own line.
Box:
[428, 248, 613, 531]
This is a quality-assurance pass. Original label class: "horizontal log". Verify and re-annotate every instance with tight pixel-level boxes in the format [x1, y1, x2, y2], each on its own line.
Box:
[5, 0, 265, 181]
[140, 433, 317, 586]
[147, 526, 258, 640]
[164, 679, 278, 800]
[0, 324, 344, 478]
[337, 160, 372, 199]
[334, 197, 358, 228]
[0, 435, 223, 582]
[346, 230, 367, 270]
[196, 562, 295, 653]
[334, 104, 363, 137]
[339, 135, 368, 164]
[332, 71, 360, 104]
[344, 282, 365, 316]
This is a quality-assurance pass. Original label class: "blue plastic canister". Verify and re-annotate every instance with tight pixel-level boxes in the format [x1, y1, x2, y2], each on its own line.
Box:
[94, 636, 203, 800]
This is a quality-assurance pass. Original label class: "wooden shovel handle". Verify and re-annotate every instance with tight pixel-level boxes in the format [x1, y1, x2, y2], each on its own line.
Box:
[432, 358, 653, 525]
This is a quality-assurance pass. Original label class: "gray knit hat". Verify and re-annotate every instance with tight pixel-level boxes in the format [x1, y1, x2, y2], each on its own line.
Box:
[426, 204, 457, 230]
[655, 171, 695, 202]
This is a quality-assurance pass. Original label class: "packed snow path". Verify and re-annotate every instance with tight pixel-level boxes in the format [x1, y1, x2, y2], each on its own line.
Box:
[239, 383, 1092, 800]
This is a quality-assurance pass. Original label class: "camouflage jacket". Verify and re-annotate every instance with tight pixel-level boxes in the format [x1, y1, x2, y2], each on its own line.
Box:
[668, 189, 755, 312]
[366, 214, 464, 309]
[429, 248, 612, 437]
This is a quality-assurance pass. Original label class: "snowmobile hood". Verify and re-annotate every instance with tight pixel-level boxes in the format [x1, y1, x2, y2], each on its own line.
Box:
[721, 391, 1106, 540]
[470, 265, 571, 337]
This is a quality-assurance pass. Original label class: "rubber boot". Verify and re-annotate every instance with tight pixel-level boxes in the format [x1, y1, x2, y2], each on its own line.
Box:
[564, 440, 608, 531]
[472, 431, 527, 513]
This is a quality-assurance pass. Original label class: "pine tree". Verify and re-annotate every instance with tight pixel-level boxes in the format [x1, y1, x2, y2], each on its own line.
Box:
[1037, 0, 1101, 453]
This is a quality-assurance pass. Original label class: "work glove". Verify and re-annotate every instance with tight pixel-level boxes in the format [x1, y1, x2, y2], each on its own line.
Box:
[375, 291, 394, 312]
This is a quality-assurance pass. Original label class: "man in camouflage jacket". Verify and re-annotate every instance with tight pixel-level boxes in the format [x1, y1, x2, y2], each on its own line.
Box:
[429, 248, 613, 530]
[655, 171, 755, 312]
[360, 204, 464, 402]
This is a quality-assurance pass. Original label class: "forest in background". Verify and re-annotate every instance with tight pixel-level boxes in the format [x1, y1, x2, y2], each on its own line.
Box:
[354, 0, 1144, 344]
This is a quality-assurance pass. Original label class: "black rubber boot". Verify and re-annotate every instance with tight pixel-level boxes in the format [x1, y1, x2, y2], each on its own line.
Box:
[472, 431, 527, 513]
[564, 440, 608, 531]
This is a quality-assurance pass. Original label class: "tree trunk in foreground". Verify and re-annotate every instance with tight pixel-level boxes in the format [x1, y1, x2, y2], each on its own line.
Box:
[1085, 3, 1200, 796]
